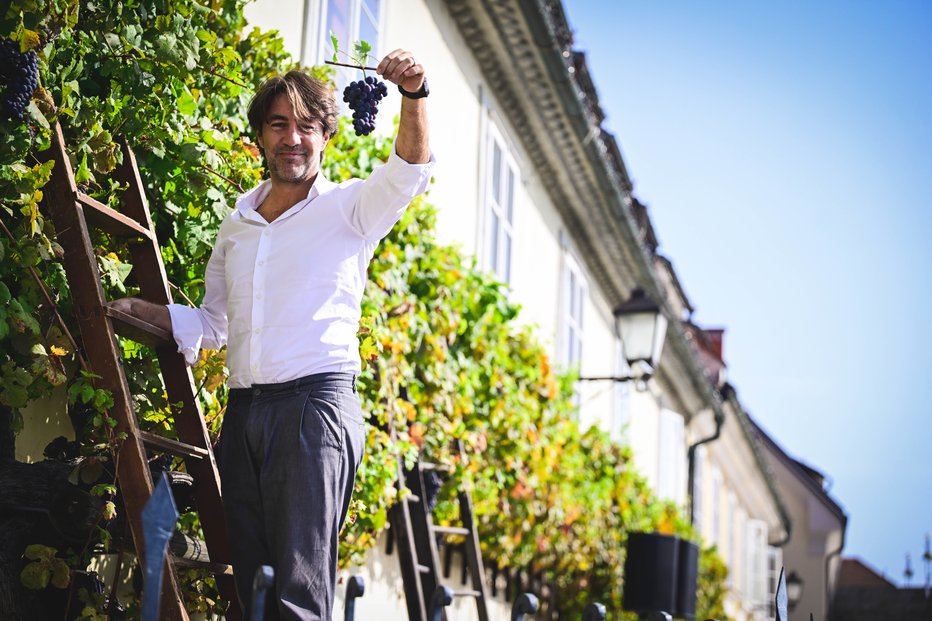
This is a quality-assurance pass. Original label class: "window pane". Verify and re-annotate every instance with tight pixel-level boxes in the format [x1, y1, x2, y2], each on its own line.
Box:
[505, 167, 515, 222]
[359, 11, 379, 58]
[569, 271, 577, 317]
[327, 0, 351, 48]
[363, 0, 380, 22]
[491, 142, 502, 204]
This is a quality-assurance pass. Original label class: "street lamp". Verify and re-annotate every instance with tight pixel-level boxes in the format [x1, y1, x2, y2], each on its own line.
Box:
[786, 571, 804, 611]
[579, 288, 668, 384]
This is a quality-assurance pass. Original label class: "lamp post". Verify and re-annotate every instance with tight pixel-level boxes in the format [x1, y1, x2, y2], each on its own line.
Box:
[579, 288, 668, 385]
[785, 571, 804, 612]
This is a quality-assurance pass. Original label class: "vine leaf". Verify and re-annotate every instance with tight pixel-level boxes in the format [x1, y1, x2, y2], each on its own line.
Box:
[330, 31, 339, 63]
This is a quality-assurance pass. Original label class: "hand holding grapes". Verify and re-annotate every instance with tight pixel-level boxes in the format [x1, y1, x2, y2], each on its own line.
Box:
[340, 49, 426, 136]
[376, 49, 425, 94]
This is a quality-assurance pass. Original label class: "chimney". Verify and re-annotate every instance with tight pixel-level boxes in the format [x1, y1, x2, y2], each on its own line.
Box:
[703, 329, 725, 363]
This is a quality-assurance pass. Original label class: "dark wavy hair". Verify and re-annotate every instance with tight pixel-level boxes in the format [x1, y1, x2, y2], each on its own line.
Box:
[247, 71, 339, 153]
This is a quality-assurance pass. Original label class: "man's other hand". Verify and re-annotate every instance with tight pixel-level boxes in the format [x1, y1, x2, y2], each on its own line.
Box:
[108, 297, 172, 333]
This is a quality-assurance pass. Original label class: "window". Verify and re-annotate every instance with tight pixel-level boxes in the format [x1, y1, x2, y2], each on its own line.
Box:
[560, 247, 585, 369]
[726, 493, 737, 585]
[745, 520, 768, 606]
[692, 445, 705, 533]
[315, 0, 383, 87]
[710, 466, 722, 545]
[767, 546, 783, 617]
[484, 122, 516, 284]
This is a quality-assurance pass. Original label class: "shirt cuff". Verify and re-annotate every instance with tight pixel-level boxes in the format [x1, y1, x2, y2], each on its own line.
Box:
[166, 304, 204, 366]
[385, 140, 435, 197]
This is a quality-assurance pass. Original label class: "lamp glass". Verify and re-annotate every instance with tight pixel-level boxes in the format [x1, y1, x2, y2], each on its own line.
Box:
[617, 311, 657, 364]
[651, 313, 668, 368]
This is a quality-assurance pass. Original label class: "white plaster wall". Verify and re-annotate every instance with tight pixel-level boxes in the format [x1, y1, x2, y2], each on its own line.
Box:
[575, 280, 618, 432]
[625, 388, 662, 489]
[243, 0, 306, 56]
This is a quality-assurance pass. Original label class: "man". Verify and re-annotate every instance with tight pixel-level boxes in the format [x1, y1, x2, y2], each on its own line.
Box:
[111, 49, 432, 619]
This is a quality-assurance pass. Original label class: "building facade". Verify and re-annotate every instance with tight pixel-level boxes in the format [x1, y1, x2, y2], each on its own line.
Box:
[239, 0, 794, 619]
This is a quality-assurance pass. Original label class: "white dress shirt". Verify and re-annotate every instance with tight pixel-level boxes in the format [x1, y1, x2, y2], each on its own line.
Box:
[167, 145, 434, 388]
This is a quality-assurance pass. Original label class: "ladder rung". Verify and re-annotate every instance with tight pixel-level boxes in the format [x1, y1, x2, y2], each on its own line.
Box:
[139, 430, 208, 460]
[77, 192, 153, 240]
[432, 526, 470, 536]
[171, 554, 234, 576]
[405, 493, 421, 503]
[417, 564, 431, 574]
[451, 589, 481, 598]
[105, 304, 172, 347]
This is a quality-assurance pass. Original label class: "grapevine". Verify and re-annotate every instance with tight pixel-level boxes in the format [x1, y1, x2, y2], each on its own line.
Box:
[0, 37, 39, 120]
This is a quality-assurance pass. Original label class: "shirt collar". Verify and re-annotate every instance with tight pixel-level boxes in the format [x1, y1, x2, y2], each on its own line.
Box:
[233, 171, 337, 221]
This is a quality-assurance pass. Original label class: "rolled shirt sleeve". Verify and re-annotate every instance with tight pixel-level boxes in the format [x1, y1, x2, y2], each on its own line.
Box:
[348, 140, 435, 241]
[166, 304, 206, 365]
[165, 237, 229, 366]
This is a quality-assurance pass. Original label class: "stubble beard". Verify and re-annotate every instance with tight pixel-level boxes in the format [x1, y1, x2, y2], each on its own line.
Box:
[267, 150, 317, 184]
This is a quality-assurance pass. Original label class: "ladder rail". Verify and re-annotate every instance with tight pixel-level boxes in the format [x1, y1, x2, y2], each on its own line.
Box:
[42, 123, 188, 621]
[42, 123, 241, 620]
[391, 446, 491, 621]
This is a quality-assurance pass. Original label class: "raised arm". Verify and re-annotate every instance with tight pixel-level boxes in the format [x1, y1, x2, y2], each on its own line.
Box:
[377, 49, 430, 164]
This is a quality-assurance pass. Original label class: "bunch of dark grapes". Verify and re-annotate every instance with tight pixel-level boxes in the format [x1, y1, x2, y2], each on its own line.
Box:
[0, 38, 39, 121]
[342, 76, 388, 136]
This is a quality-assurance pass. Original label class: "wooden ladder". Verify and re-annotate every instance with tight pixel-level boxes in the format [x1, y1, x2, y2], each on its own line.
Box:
[40, 123, 240, 620]
[389, 447, 490, 621]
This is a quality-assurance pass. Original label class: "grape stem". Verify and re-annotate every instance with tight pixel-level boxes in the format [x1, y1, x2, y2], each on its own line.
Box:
[325, 60, 379, 71]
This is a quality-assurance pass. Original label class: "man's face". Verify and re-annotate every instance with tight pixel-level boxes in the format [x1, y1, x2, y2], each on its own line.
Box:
[257, 93, 330, 185]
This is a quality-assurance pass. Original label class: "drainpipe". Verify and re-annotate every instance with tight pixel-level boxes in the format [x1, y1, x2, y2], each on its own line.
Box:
[687, 407, 725, 525]
[824, 520, 847, 621]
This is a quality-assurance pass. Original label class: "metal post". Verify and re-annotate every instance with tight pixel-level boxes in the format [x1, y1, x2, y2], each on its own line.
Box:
[429, 585, 453, 621]
[511, 593, 539, 621]
[140, 474, 179, 621]
[582, 602, 606, 621]
[344, 575, 365, 621]
[250, 566, 275, 621]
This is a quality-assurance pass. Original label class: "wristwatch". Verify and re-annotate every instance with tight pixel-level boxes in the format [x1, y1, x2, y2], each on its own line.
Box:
[398, 79, 429, 99]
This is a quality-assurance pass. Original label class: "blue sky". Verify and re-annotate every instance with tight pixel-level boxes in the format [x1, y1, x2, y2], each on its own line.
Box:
[563, 0, 932, 585]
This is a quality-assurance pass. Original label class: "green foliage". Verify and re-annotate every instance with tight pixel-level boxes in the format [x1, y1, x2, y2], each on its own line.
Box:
[20, 544, 71, 590]
[0, 0, 730, 618]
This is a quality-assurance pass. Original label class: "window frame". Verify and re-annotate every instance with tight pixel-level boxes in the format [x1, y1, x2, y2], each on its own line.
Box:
[482, 119, 518, 284]
[559, 244, 586, 370]
[308, 0, 385, 84]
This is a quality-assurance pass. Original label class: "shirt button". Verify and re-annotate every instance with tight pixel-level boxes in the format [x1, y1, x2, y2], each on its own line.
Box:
[255, 293, 262, 300]
[257, 260, 265, 266]
[254, 328, 262, 335]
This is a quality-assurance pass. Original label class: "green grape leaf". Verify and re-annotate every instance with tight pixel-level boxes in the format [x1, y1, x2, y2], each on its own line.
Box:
[24, 544, 55, 562]
[330, 31, 339, 63]
[49, 560, 71, 589]
[20, 562, 50, 590]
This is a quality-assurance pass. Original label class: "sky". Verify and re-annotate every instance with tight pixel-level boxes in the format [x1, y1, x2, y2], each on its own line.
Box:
[562, 0, 932, 586]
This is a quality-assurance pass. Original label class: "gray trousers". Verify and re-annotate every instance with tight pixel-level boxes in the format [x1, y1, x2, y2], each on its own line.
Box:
[216, 372, 366, 620]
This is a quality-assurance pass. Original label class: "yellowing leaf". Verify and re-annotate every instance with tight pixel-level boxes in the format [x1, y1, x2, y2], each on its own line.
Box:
[49, 345, 67, 356]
